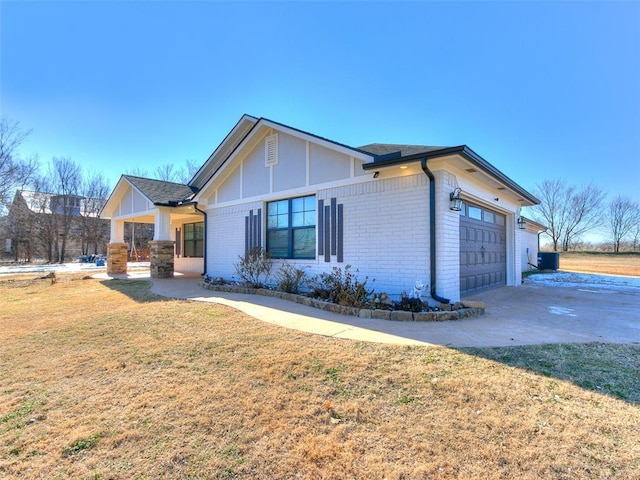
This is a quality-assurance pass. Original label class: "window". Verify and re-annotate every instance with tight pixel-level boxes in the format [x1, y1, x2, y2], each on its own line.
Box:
[267, 195, 316, 259]
[183, 222, 204, 257]
[483, 211, 495, 223]
[468, 206, 482, 220]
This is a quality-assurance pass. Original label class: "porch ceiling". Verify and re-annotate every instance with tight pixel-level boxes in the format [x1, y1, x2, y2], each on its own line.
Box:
[121, 214, 155, 224]
[111, 206, 203, 225]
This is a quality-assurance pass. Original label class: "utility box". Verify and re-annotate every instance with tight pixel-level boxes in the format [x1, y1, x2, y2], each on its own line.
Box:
[538, 252, 559, 270]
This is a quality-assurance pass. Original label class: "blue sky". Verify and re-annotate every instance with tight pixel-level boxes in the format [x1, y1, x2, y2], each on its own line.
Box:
[2, 0, 639, 213]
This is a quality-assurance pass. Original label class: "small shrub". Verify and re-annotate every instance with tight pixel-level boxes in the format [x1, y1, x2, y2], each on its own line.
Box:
[234, 247, 272, 288]
[393, 293, 426, 312]
[275, 261, 307, 293]
[397, 394, 414, 404]
[310, 265, 373, 308]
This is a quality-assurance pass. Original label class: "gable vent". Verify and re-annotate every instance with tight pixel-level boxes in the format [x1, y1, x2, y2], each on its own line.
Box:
[265, 134, 279, 166]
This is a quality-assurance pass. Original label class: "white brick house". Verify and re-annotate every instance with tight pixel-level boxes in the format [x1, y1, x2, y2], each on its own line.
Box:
[102, 114, 542, 303]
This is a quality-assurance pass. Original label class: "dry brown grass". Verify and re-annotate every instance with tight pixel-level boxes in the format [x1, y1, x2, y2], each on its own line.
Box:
[1, 275, 639, 479]
[559, 252, 640, 277]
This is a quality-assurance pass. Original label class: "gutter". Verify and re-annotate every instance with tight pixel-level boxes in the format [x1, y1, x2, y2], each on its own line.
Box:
[420, 158, 451, 305]
[364, 145, 540, 206]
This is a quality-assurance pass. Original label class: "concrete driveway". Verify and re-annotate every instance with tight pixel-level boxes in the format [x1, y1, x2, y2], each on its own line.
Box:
[146, 274, 640, 348]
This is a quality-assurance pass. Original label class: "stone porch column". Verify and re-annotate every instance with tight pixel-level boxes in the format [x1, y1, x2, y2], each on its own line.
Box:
[149, 240, 175, 278]
[107, 219, 127, 275]
[107, 243, 128, 275]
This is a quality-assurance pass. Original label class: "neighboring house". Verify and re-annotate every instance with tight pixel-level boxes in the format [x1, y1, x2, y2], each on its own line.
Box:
[101, 114, 543, 302]
[5, 190, 110, 262]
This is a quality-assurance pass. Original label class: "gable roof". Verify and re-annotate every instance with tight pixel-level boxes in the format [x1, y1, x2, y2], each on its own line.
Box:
[123, 175, 197, 206]
[189, 114, 259, 190]
[521, 216, 547, 231]
[262, 117, 376, 159]
[361, 145, 540, 205]
[192, 116, 376, 199]
[191, 115, 539, 206]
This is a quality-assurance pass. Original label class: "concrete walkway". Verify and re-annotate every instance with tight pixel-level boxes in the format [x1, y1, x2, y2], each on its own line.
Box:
[126, 274, 640, 348]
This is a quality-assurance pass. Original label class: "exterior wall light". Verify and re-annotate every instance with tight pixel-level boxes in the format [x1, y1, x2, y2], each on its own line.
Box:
[517, 217, 526, 229]
[449, 188, 462, 211]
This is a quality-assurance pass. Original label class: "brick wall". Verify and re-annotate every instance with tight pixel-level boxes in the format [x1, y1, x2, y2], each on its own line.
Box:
[203, 171, 515, 302]
[433, 170, 461, 302]
[318, 174, 430, 297]
[206, 201, 262, 279]
[205, 176, 432, 298]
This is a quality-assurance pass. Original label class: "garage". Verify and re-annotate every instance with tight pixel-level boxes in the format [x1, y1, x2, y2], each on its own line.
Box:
[459, 202, 506, 294]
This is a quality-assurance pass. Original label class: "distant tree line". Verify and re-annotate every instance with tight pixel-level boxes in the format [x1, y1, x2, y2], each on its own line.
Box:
[0, 117, 198, 263]
[530, 179, 640, 253]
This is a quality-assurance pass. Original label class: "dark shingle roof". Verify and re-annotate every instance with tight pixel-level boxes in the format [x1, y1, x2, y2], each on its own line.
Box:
[124, 175, 198, 205]
[358, 143, 446, 158]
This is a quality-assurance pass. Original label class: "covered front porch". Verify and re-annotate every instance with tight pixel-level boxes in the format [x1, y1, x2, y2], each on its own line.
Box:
[101, 176, 204, 279]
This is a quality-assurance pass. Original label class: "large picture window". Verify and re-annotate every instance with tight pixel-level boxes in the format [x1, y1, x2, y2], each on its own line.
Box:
[183, 222, 204, 257]
[267, 195, 316, 259]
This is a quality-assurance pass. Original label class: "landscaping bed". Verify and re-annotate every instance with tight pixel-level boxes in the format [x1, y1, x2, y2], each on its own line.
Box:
[200, 281, 485, 321]
[205, 251, 485, 321]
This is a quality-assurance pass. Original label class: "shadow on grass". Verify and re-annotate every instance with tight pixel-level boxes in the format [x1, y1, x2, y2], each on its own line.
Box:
[459, 342, 640, 405]
[100, 279, 168, 303]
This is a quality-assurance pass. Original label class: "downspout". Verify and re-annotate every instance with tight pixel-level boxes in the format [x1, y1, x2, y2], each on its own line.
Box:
[420, 158, 451, 305]
[194, 203, 208, 277]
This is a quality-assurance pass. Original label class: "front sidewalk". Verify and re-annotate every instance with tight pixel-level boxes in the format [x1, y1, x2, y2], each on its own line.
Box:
[91, 271, 640, 347]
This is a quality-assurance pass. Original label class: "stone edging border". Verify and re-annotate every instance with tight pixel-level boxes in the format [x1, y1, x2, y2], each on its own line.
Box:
[200, 282, 485, 322]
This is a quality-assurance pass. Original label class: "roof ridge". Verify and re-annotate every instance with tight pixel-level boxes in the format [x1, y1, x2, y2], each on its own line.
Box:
[258, 116, 376, 157]
[123, 174, 189, 187]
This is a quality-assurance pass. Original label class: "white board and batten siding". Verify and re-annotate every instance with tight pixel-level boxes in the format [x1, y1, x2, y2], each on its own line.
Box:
[113, 185, 153, 217]
[520, 226, 542, 272]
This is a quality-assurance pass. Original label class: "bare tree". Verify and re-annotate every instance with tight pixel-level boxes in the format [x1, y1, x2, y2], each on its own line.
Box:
[533, 179, 606, 251]
[80, 170, 111, 255]
[154, 163, 178, 182]
[127, 160, 197, 184]
[632, 222, 640, 252]
[28, 173, 58, 262]
[561, 183, 607, 251]
[176, 159, 200, 184]
[125, 167, 150, 178]
[608, 196, 640, 253]
[49, 157, 83, 262]
[0, 117, 39, 212]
